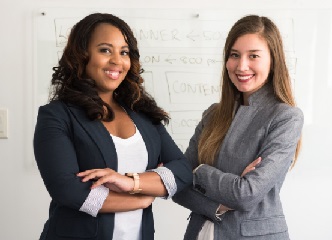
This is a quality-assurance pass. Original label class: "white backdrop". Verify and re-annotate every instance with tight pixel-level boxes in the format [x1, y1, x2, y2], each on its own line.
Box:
[33, 8, 301, 154]
[0, 1, 331, 239]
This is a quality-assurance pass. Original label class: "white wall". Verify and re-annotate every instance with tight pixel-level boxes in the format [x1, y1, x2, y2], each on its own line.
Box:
[1, 0, 332, 239]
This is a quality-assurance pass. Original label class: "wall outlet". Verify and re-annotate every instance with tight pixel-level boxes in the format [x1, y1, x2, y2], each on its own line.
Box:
[0, 109, 8, 139]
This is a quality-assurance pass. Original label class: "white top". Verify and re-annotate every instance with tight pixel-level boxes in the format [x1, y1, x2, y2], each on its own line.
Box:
[111, 128, 148, 240]
[79, 126, 178, 237]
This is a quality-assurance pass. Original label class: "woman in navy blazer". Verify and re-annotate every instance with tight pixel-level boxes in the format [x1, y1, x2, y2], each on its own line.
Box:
[33, 13, 192, 240]
[173, 15, 304, 239]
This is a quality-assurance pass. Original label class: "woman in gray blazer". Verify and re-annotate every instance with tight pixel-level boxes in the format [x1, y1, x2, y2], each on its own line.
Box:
[173, 15, 304, 240]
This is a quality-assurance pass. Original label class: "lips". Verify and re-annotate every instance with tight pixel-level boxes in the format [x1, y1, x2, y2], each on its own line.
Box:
[105, 70, 121, 80]
[237, 74, 254, 82]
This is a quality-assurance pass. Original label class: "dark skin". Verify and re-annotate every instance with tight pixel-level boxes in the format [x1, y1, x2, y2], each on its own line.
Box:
[77, 23, 166, 213]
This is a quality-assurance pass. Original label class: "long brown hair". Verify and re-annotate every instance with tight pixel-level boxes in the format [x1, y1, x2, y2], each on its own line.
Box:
[50, 13, 169, 124]
[198, 15, 301, 167]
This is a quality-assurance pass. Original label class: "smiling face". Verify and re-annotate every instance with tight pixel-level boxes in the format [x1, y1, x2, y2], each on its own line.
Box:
[85, 23, 131, 103]
[226, 33, 271, 104]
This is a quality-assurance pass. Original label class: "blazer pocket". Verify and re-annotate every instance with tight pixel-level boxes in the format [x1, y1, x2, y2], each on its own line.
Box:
[240, 216, 287, 237]
[55, 207, 98, 238]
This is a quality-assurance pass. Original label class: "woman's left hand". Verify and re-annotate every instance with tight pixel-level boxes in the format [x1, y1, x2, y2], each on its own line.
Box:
[241, 157, 262, 177]
[77, 168, 134, 192]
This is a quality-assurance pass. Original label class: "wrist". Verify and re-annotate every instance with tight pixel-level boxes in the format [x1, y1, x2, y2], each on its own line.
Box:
[125, 173, 142, 194]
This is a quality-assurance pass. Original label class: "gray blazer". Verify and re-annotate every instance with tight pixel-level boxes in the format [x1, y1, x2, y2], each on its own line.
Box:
[173, 82, 304, 240]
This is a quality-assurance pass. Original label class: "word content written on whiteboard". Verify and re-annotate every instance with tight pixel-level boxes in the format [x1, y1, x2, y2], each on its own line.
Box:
[34, 9, 297, 152]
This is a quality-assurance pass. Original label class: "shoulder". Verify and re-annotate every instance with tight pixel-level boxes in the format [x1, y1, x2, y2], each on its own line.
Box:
[39, 100, 66, 112]
[40, 100, 86, 117]
[202, 103, 218, 117]
[258, 93, 303, 121]
[187, 103, 218, 138]
[273, 103, 304, 122]
[37, 100, 74, 123]
[202, 103, 218, 122]
[265, 103, 304, 134]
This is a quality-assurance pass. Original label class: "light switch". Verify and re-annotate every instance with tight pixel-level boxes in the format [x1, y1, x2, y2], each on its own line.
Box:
[0, 109, 8, 139]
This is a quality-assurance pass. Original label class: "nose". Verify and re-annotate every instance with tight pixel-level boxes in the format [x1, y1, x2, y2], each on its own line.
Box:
[237, 57, 249, 71]
[109, 53, 121, 65]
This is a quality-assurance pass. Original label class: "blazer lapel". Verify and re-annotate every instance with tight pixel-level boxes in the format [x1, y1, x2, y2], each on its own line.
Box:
[223, 105, 259, 151]
[216, 82, 274, 170]
[221, 82, 274, 155]
[67, 104, 118, 170]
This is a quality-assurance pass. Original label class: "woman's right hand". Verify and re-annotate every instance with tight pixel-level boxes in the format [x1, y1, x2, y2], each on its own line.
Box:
[241, 157, 262, 177]
[77, 168, 135, 192]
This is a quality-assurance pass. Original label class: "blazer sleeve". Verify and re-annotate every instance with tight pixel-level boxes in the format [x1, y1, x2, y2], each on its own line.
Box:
[155, 123, 193, 193]
[173, 104, 222, 221]
[33, 102, 91, 210]
[193, 106, 304, 211]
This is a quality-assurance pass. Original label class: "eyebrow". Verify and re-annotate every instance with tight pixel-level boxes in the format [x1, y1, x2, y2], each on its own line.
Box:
[96, 43, 129, 49]
[230, 48, 263, 53]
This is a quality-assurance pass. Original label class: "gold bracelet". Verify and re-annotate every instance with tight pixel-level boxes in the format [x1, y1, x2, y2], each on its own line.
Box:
[125, 173, 142, 194]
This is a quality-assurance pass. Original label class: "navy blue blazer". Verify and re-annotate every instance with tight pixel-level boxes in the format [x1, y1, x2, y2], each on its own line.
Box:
[34, 100, 192, 240]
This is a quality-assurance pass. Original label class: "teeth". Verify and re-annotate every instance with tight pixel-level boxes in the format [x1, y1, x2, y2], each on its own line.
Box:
[238, 75, 253, 80]
[105, 71, 120, 77]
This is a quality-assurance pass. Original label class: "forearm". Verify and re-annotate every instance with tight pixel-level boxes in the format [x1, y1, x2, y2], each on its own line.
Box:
[173, 186, 221, 222]
[136, 171, 167, 197]
[193, 162, 290, 211]
[100, 191, 153, 213]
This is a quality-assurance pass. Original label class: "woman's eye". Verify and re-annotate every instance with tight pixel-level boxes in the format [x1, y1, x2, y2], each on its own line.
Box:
[250, 54, 259, 59]
[121, 50, 130, 56]
[229, 53, 239, 58]
[100, 48, 111, 53]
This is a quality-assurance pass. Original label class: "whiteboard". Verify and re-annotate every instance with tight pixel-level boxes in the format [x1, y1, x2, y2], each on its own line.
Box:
[32, 8, 332, 240]
[33, 8, 313, 151]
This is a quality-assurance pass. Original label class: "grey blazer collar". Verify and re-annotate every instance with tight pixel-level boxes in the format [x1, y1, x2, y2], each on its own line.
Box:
[246, 81, 275, 107]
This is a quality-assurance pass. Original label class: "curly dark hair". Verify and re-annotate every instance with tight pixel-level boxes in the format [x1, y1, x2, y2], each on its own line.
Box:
[50, 12, 169, 124]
